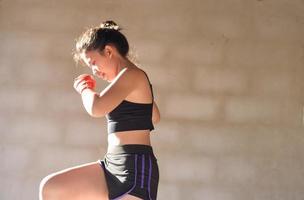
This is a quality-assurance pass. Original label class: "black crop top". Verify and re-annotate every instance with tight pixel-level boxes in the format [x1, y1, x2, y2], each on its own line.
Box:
[105, 71, 154, 134]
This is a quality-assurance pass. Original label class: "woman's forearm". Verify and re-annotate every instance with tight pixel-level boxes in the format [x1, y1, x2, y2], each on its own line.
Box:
[81, 89, 101, 117]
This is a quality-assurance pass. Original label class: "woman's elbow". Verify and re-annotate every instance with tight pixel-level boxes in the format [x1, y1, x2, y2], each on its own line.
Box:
[85, 106, 105, 118]
[91, 110, 105, 118]
[153, 119, 160, 125]
[152, 114, 161, 124]
[88, 112, 103, 118]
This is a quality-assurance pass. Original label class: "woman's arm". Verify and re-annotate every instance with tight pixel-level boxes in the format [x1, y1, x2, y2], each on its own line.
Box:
[80, 68, 138, 117]
[152, 100, 161, 124]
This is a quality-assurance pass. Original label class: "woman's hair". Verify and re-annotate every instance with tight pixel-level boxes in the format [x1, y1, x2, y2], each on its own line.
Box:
[73, 20, 129, 64]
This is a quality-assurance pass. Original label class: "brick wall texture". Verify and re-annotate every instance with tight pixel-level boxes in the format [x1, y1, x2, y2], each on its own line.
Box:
[1, 0, 304, 199]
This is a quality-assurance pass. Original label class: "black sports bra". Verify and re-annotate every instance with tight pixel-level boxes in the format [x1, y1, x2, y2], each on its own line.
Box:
[105, 71, 154, 134]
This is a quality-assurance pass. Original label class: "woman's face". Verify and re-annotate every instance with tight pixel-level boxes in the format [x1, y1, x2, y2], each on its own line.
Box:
[81, 49, 114, 82]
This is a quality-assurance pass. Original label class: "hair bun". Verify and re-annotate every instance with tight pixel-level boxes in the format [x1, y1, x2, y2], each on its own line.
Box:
[100, 20, 120, 31]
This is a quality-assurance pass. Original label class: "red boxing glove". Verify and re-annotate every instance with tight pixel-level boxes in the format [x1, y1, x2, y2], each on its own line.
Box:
[74, 74, 96, 94]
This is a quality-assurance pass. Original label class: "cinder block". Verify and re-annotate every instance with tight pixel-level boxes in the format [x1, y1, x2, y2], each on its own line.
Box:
[65, 120, 106, 146]
[157, 182, 181, 200]
[0, 2, 81, 33]
[250, 68, 294, 97]
[152, 121, 184, 150]
[21, 177, 41, 200]
[0, 177, 24, 200]
[203, 15, 249, 40]
[241, 127, 287, 156]
[182, 125, 252, 156]
[153, 122, 250, 156]
[159, 154, 216, 183]
[163, 94, 220, 120]
[5, 116, 62, 145]
[0, 116, 10, 138]
[0, 33, 49, 59]
[145, 66, 191, 92]
[0, 62, 13, 86]
[18, 59, 72, 88]
[224, 40, 255, 66]
[0, 145, 31, 176]
[0, 88, 40, 113]
[225, 97, 282, 124]
[132, 41, 167, 64]
[173, 40, 224, 66]
[254, 0, 303, 42]
[36, 146, 99, 174]
[191, 185, 236, 200]
[216, 156, 256, 184]
[45, 90, 84, 113]
[194, 67, 248, 94]
[225, 41, 303, 67]
[225, 97, 303, 126]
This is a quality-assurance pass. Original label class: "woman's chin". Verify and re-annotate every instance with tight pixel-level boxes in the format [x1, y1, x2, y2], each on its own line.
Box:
[101, 76, 111, 82]
[96, 74, 106, 81]
[97, 73, 112, 82]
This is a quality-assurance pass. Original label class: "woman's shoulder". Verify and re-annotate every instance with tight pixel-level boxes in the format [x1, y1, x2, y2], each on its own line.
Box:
[111, 66, 147, 91]
[125, 66, 149, 82]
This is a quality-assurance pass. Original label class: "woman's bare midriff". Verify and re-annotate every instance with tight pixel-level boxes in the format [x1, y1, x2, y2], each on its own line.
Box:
[107, 130, 151, 147]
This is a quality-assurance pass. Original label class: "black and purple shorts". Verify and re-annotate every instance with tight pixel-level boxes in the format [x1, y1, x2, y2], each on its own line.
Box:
[98, 144, 159, 200]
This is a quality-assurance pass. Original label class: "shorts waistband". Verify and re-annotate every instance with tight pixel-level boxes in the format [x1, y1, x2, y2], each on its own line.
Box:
[107, 144, 154, 155]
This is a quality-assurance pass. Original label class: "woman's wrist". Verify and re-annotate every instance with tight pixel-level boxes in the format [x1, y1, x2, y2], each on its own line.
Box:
[74, 74, 96, 94]
[81, 87, 95, 95]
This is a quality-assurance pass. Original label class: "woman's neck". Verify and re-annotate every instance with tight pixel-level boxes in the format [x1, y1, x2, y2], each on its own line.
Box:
[116, 58, 135, 73]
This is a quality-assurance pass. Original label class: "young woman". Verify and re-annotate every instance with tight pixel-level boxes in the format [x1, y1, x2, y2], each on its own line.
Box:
[39, 20, 160, 200]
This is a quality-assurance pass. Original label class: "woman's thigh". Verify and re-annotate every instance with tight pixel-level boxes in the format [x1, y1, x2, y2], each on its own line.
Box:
[40, 161, 108, 200]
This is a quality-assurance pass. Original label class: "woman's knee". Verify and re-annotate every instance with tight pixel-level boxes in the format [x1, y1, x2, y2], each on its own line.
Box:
[39, 173, 63, 200]
[38, 162, 109, 200]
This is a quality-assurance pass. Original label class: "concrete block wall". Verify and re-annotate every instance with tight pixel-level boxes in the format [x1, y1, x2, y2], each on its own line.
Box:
[1, 0, 303, 199]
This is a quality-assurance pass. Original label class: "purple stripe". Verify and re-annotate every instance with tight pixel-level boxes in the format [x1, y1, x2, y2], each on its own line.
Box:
[148, 155, 152, 200]
[112, 154, 138, 200]
[141, 154, 145, 188]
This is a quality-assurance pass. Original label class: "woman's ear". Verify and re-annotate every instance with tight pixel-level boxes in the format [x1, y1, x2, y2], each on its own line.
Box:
[104, 45, 114, 58]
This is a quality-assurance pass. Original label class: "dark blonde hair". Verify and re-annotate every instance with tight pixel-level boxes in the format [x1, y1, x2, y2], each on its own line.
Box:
[73, 20, 129, 64]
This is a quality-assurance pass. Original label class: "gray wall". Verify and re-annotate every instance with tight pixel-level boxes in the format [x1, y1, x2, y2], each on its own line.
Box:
[1, 0, 304, 199]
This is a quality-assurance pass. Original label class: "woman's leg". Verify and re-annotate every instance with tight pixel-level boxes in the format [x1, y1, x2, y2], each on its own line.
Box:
[39, 161, 108, 200]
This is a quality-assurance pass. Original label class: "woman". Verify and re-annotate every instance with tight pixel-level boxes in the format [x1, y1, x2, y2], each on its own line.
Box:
[39, 20, 161, 200]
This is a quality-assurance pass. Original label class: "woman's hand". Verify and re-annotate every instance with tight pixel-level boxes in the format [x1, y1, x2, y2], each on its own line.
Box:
[73, 74, 96, 94]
